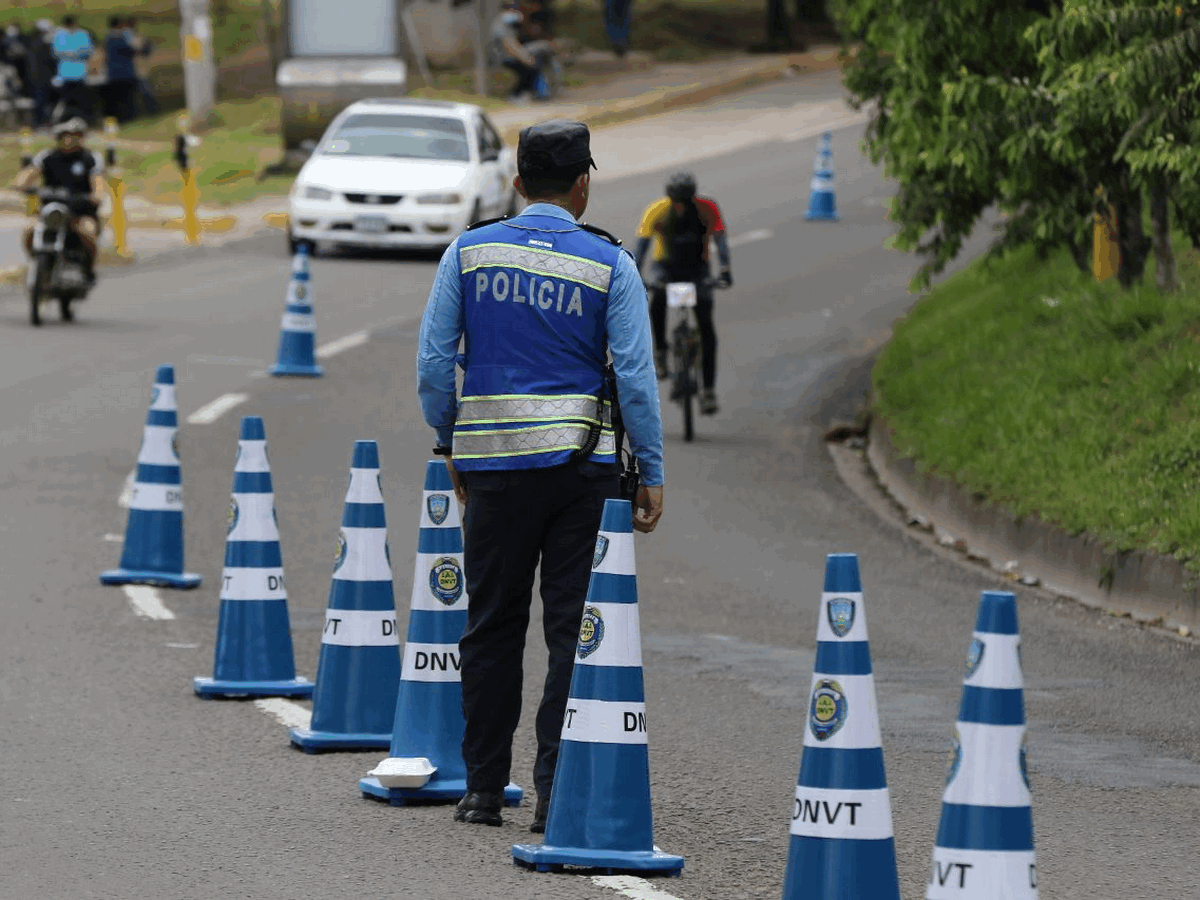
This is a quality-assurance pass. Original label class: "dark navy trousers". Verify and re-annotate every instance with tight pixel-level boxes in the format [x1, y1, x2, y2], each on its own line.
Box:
[459, 461, 619, 798]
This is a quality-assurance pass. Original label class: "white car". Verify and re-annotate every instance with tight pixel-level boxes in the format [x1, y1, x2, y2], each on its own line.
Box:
[286, 98, 520, 254]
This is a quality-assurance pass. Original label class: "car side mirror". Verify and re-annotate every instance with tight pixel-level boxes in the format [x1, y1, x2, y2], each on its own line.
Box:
[483, 148, 500, 162]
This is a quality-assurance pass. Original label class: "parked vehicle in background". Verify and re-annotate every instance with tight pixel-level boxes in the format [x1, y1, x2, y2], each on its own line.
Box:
[286, 98, 521, 255]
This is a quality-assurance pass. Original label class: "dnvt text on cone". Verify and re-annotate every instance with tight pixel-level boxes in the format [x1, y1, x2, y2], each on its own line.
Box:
[513, 499, 683, 876]
[194, 415, 313, 698]
[269, 245, 323, 377]
[290, 440, 401, 751]
[100, 364, 201, 589]
[362, 459, 522, 805]
[783, 553, 900, 900]
[927, 590, 1038, 899]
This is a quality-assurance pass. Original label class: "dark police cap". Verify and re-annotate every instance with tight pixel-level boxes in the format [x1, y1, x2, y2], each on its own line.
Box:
[517, 120, 597, 173]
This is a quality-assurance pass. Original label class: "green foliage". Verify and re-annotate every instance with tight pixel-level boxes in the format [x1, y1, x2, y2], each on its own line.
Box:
[835, 0, 1200, 287]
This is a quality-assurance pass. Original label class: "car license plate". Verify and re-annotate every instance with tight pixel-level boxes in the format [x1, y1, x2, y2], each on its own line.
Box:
[355, 216, 387, 235]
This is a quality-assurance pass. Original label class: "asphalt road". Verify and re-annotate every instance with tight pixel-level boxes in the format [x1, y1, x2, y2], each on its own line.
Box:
[1, 76, 1197, 900]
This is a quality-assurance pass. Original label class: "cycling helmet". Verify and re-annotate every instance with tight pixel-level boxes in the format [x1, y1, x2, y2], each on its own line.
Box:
[665, 170, 696, 202]
[52, 116, 87, 136]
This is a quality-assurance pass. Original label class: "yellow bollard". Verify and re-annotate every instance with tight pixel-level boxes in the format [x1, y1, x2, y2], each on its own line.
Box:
[103, 117, 130, 258]
[175, 113, 202, 246]
[1093, 188, 1120, 283]
[20, 129, 38, 218]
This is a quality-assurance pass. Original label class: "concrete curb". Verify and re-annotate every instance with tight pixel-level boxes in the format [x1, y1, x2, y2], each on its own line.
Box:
[865, 415, 1200, 635]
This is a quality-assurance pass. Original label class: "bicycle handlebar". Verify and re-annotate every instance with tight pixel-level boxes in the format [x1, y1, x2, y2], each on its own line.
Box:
[642, 276, 730, 291]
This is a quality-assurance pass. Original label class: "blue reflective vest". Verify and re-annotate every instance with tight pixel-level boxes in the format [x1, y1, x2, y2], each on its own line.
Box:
[452, 212, 622, 472]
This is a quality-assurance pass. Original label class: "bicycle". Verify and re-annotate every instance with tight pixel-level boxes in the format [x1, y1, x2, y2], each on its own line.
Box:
[650, 276, 726, 442]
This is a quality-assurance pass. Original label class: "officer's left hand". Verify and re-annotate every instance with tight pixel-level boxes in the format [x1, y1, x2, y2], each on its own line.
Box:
[444, 457, 467, 505]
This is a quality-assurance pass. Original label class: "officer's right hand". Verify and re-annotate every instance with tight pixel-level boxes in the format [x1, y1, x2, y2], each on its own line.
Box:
[444, 457, 468, 505]
[633, 484, 663, 534]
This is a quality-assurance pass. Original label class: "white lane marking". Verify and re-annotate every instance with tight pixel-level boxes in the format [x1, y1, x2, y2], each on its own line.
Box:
[316, 331, 369, 359]
[117, 469, 136, 508]
[103, 533, 123, 542]
[166, 642, 199, 649]
[592, 876, 686, 900]
[254, 698, 312, 730]
[186, 392, 248, 425]
[729, 228, 773, 248]
[123, 585, 176, 621]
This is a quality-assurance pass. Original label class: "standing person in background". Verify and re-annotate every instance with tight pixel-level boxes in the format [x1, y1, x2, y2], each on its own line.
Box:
[103, 16, 138, 123]
[604, 0, 633, 57]
[52, 15, 94, 122]
[124, 17, 157, 117]
[25, 20, 57, 128]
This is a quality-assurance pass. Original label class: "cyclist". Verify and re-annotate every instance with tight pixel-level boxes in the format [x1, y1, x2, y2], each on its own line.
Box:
[633, 170, 733, 415]
[12, 115, 105, 285]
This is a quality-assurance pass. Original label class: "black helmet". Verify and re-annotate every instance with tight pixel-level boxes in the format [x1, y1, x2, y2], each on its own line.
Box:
[666, 170, 696, 202]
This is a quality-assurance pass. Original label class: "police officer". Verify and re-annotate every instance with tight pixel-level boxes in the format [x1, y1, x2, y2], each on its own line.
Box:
[416, 119, 665, 832]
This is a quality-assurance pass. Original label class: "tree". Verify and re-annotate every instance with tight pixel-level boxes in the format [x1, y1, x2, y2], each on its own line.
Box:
[766, 0, 797, 51]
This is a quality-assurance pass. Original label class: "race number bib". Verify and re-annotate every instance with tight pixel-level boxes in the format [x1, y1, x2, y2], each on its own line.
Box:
[666, 282, 697, 308]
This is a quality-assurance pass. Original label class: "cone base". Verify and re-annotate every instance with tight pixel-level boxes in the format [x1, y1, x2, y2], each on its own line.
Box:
[100, 568, 202, 589]
[289, 726, 390, 752]
[193, 676, 314, 699]
[268, 363, 324, 377]
[512, 843, 684, 876]
[359, 776, 523, 806]
[804, 210, 840, 222]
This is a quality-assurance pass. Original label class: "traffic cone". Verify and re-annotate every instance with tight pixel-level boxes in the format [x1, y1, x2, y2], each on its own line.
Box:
[782, 553, 900, 899]
[926, 590, 1038, 899]
[268, 246, 324, 377]
[361, 460, 523, 806]
[513, 499, 683, 876]
[804, 131, 840, 222]
[290, 440, 401, 751]
[100, 365, 201, 589]
[193, 416, 314, 698]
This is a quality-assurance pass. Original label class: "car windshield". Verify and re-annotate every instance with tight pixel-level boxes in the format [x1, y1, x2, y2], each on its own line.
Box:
[321, 113, 471, 162]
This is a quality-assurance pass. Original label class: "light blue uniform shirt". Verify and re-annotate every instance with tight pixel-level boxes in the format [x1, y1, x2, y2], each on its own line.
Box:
[417, 203, 665, 486]
[53, 28, 92, 82]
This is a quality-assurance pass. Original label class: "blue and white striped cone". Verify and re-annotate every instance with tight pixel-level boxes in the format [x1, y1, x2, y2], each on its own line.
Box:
[268, 247, 323, 377]
[193, 416, 313, 698]
[804, 131, 840, 222]
[290, 441, 401, 751]
[782, 553, 900, 900]
[100, 365, 201, 589]
[927, 591, 1038, 899]
[361, 460, 523, 806]
[513, 499, 683, 876]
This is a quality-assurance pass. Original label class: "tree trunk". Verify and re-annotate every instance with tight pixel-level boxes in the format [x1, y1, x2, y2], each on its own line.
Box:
[1113, 177, 1152, 289]
[794, 0, 830, 24]
[766, 0, 794, 50]
[1149, 182, 1178, 293]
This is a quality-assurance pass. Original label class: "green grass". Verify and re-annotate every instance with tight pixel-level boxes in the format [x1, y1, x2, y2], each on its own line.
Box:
[873, 238, 1200, 566]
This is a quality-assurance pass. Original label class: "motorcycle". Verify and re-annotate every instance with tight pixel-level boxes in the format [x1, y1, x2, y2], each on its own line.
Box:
[24, 187, 96, 326]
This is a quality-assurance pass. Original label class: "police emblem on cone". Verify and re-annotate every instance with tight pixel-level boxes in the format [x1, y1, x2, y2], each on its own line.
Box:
[269, 249, 324, 377]
[100, 364, 202, 589]
[513, 499, 683, 875]
[927, 591, 1038, 899]
[361, 460, 523, 806]
[290, 441, 400, 751]
[194, 416, 313, 698]
[782, 553, 900, 900]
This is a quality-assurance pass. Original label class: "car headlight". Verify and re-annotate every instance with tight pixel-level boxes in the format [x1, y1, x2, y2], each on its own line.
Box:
[417, 192, 464, 205]
[303, 185, 334, 201]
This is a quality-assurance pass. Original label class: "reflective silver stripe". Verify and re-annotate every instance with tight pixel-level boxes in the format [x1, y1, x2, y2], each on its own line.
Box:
[453, 425, 616, 460]
[460, 243, 612, 292]
[457, 394, 610, 425]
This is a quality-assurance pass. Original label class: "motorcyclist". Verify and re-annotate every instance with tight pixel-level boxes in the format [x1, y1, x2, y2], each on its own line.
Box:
[634, 170, 733, 415]
[11, 115, 105, 285]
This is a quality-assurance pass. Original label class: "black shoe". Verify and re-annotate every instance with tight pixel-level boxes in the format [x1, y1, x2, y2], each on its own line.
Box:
[454, 791, 504, 826]
[530, 796, 550, 833]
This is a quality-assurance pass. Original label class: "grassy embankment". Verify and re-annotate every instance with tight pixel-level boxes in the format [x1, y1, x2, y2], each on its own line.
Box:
[873, 237, 1200, 570]
[1, 0, 822, 208]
